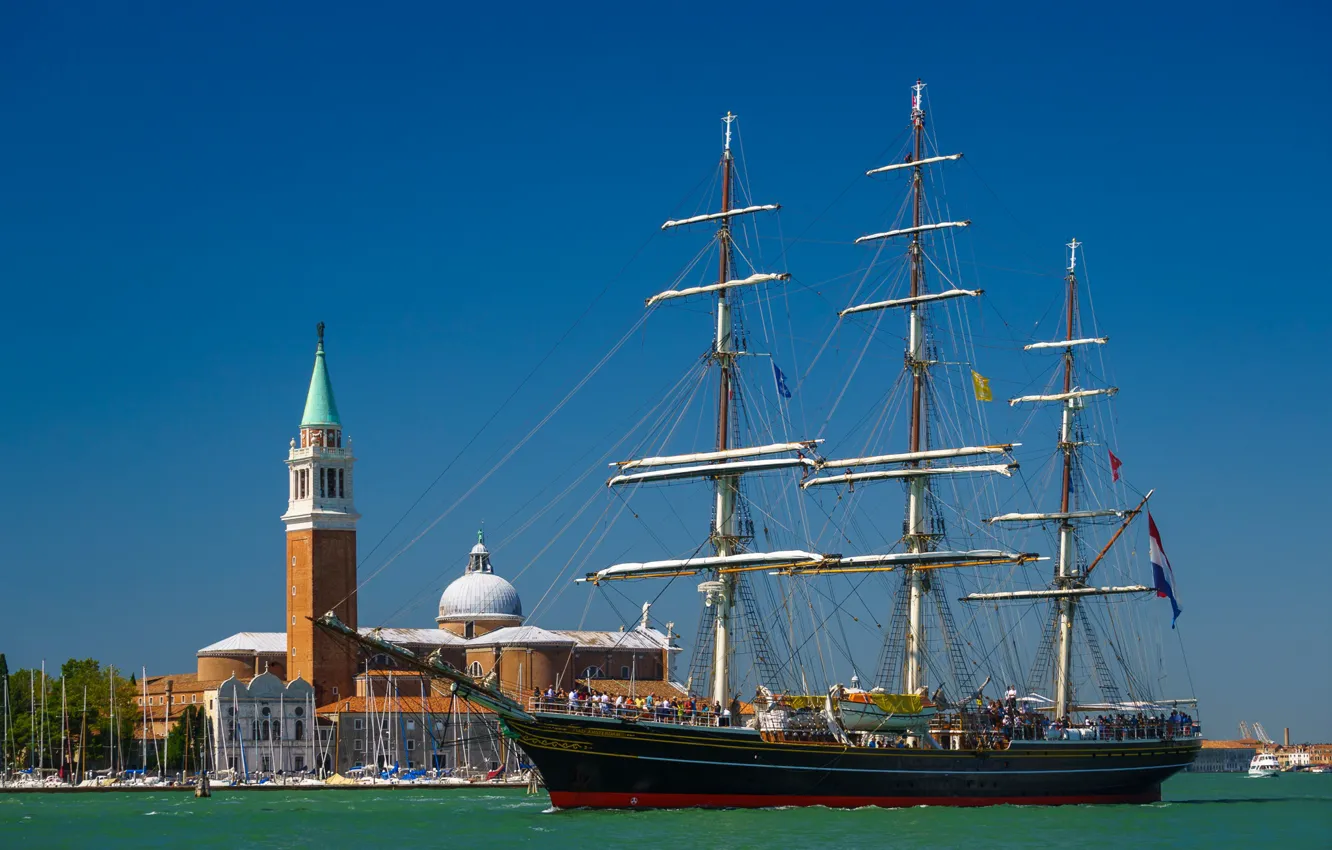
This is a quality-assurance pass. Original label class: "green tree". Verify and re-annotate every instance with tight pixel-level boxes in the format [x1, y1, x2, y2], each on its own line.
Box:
[162, 706, 207, 775]
[3, 661, 139, 775]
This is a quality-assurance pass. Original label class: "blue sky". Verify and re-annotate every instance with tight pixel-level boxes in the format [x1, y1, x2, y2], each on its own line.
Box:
[2, 2, 1328, 740]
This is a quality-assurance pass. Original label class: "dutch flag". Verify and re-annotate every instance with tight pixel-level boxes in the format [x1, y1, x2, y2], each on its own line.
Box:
[1148, 513, 1182, 628]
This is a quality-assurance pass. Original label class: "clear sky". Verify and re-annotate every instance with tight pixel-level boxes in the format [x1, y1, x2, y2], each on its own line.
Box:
[2, 2, 1328, 740]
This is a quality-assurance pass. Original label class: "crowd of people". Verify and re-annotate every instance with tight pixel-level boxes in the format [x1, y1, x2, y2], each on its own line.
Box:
[530, 687, 742, 727]
[964, 686, 1199, 742]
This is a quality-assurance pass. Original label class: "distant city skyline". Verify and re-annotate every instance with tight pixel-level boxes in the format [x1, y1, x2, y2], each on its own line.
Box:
[1, 2, 1328, 741]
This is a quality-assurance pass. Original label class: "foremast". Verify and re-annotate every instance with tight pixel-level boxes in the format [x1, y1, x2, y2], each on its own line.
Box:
[711, 112, 741, 708]
[588, 113, 796, 709]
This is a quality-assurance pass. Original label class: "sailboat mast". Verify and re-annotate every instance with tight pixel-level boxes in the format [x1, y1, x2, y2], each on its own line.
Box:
[710, 112, 739, 708]
[2, 675, 8, 780]
[79, 686, 86, 785]
[1053, 238, 1081, 719]
[904, 80, 930, 696]
[60, 678, 67, 784]
[141, 668, 148, 772]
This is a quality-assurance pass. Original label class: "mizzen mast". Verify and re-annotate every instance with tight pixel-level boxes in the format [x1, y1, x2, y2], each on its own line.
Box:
[1053, 238, 1082, 721]
[974, 239, 1152, 719]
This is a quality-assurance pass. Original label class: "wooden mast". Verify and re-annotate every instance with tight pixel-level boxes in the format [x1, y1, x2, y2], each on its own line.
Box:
[1053, 238, 1082, 720]
[710, 112, 739, 708]
[904, 80, 930, 696]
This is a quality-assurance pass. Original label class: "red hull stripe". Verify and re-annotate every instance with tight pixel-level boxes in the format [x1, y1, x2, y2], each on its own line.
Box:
[549, 790, 1160, 809]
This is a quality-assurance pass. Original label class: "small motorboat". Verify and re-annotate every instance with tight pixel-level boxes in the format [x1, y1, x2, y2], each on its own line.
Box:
[1248, 753, 1281, 777]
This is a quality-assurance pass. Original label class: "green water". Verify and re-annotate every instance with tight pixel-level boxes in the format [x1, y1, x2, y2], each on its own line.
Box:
[1, 774, 1327, 849]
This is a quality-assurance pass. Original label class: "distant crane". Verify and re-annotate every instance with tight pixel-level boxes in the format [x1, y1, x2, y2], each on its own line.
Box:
[1238, 721, 1251, 739]
[1252, 722, 1276, 745]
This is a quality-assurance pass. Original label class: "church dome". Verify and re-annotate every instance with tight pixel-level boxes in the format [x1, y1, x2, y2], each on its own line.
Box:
[437, 532, 523, 623]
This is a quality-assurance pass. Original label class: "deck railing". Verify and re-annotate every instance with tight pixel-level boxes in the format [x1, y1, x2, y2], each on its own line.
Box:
[528, 698, 737, 727]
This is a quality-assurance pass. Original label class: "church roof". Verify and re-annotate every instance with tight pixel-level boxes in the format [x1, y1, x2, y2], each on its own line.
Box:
[556, 628, 677, 651]
[301, 329, 341, 428]
[438, 572, 523, 622]
[317, 695, 491, 716]
[468, 626, 575, 647]
[197, 632, 286, 656]
[437, 535, 523, 623]
[368, 628, 466, 646]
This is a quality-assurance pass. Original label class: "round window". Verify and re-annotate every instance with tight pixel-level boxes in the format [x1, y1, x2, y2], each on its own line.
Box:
[262, 707, 271, 717]
[294, 706, 304, 717]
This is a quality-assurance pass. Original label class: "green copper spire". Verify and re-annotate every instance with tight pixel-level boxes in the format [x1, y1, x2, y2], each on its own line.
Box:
[300, 322, 341, 428]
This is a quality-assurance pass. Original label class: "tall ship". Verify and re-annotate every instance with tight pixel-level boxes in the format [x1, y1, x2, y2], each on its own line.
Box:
[319, 81, 1201, 808]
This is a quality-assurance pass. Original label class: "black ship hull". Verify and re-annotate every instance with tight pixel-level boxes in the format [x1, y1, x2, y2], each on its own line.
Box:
[504, 713, 1200, 809]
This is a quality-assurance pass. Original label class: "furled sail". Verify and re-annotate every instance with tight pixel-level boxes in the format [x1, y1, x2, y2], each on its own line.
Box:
[987, 509, 1127, 524]
[613, 440, 821, 470]
[961, 585, 1153, 602]
[818, 444, 1016, 468]
[784, 549, 1038, 574]
[801, 463, 1016, 489]
[609, 457, 817, 487]
[1009, 387, 1118, 406]
[840, 288, 982, 317]
[646, 273, 791, 307]
[1023, 337, 1109, 351]
[661, 204, 780, 230]
[581, 550, 824, 583]
[866, 153, 963, 176]
[855, 220, 970, 244]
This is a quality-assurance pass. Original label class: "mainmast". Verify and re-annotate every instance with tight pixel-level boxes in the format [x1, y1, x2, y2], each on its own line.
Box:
[904, 80, 929, 696]
[804, 80, 1019, 699]
[711, 112, 739, 707]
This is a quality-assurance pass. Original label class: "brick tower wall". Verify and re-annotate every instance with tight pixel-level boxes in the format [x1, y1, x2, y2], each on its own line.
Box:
[286, 528, 358, 706]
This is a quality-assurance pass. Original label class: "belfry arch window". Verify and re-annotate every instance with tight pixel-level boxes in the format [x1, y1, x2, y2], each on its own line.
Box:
[467, 661, 483, 677]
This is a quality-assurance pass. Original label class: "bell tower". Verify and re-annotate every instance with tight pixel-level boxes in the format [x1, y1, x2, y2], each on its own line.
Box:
[282, 322, 359, 707]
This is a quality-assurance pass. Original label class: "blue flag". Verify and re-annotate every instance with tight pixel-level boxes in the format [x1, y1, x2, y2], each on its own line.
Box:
[773, 363, 792, 399]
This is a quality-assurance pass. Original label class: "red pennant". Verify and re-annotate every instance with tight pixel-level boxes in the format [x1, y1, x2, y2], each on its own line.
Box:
[1108, 450, 1123, 482]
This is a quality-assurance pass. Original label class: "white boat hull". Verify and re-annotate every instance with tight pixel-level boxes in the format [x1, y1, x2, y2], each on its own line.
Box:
[838, 700, 937, 732]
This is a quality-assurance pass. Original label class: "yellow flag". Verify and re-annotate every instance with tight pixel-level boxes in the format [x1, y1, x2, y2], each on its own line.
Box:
[971, 370, 993, 402]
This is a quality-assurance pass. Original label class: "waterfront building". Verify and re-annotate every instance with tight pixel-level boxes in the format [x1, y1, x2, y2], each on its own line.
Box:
[133, 673, 219, 752]
[207, 672, 326, 776]
[133, 325, 683, 773]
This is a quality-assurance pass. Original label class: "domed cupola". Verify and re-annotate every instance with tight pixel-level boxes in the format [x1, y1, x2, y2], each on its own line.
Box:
[436, 530, 523, 638]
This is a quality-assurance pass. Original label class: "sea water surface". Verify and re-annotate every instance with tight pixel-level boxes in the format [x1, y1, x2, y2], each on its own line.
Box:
[1, 773, 1327, 849]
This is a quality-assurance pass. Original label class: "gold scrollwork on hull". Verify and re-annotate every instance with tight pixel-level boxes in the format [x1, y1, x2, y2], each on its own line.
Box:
[519, 733, 592, 752]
